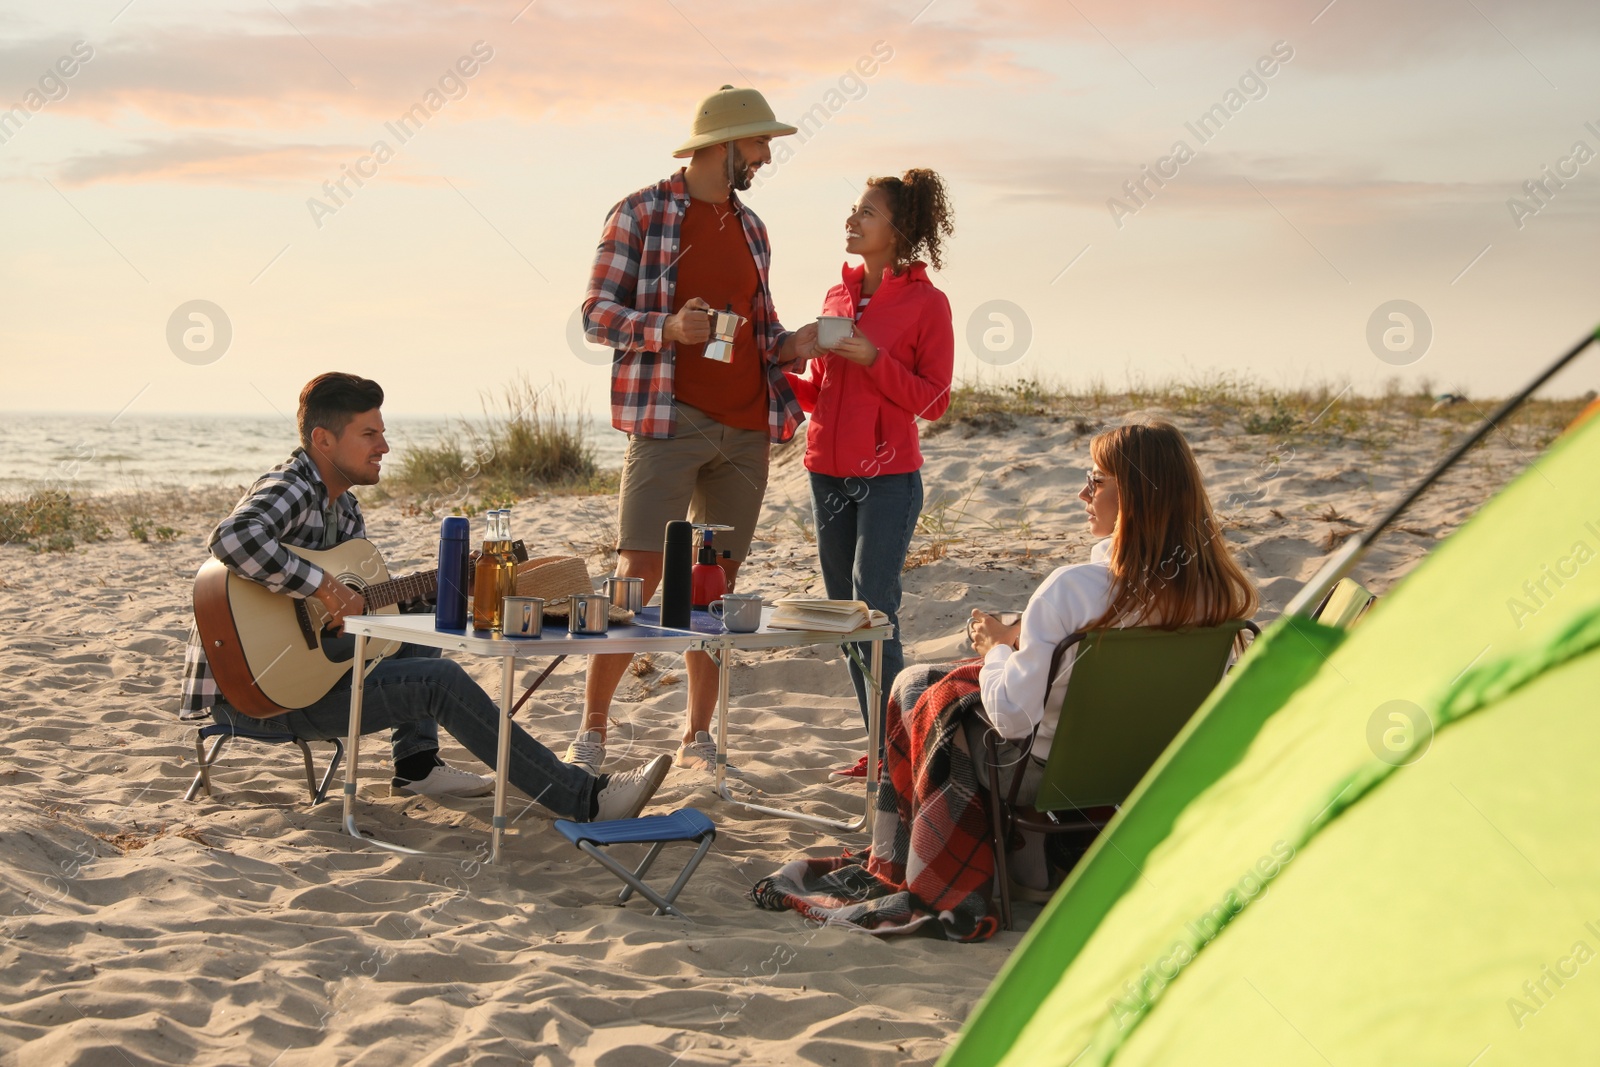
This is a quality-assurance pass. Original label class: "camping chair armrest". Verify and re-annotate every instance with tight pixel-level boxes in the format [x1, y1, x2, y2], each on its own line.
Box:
[1234, 619, 1262, 658]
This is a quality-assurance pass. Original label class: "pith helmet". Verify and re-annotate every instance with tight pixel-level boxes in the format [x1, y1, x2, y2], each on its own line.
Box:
[673, 85, 797, 158]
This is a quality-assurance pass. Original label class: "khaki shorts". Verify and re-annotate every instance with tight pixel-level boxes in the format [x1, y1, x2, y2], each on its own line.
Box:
[617, 402, 770, 561]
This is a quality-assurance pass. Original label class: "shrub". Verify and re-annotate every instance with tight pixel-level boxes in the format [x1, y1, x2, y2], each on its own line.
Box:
[0, 491, 111, 552]
[390, 376, 605, 511]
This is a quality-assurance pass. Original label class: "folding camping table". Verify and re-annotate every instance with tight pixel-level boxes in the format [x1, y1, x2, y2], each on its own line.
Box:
[340, 607, 891, 864]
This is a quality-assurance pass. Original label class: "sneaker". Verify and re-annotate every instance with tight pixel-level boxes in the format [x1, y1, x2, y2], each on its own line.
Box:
[391, 761, 495, 798]
[831, 755, 870, 778]
[563, 729, 607, 774]
[594, 755, 671, 822]
[675, 731, 741, 778]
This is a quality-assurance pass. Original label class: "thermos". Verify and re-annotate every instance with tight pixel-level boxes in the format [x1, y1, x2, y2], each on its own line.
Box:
[661, 520, 693, 628]
[691, 526, 730, 610]
[436, 516, 470, 630]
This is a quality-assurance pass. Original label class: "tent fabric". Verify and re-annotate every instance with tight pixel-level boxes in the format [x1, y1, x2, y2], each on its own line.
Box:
[942, 414, 1600, 1066]
[944, 617, 1345, 1059]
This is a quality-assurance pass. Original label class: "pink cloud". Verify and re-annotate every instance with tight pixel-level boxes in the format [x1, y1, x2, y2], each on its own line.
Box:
[24, 1, 1032, 129]
[52, 136, 364, 185]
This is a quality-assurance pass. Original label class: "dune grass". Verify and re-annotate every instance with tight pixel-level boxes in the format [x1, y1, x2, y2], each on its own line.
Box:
[0, 490, 112, 552]
[385, 376, 614, 515]
[930, 374, 1593, 452]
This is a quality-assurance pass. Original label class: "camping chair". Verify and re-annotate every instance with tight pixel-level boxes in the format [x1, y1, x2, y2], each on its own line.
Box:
[1310, 577, 1377, 629]
[984, 620, 1259, 930]
[184, 722, 345, 806]
[553, 808, 717, 919]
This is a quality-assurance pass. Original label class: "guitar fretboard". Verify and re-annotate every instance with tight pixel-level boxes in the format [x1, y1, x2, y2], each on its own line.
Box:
[362, 569, 439, 610]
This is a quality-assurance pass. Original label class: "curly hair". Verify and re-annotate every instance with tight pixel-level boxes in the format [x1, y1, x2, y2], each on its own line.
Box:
[866, 168, 955, 271]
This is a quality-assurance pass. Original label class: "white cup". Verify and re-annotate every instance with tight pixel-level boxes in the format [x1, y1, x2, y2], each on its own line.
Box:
[709, 593, 764, 633]
[816, 316, 853, 350]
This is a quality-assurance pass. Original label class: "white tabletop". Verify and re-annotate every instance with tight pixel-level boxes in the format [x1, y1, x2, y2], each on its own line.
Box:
[343, 606, 892, 657]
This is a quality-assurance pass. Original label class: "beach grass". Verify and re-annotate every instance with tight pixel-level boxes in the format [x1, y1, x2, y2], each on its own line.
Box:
[384, 376, 615, 513]
[0, 490, 113, 552]
[929, 374, 1592, 451]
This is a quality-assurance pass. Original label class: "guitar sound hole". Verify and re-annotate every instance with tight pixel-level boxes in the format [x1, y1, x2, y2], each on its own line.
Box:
[321, 632, 356, 664]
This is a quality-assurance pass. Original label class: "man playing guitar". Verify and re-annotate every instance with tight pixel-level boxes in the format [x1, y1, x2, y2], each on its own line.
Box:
[178, 372, 670, 822]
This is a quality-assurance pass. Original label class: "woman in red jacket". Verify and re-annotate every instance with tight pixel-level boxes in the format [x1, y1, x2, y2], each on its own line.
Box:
[787, 168, 956, 776]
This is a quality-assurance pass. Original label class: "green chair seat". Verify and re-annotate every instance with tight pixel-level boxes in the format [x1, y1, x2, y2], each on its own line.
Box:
[987, 620, 1258, 929]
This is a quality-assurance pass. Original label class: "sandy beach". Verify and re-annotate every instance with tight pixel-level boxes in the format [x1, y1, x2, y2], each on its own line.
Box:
[0, 398, 1566, 1065]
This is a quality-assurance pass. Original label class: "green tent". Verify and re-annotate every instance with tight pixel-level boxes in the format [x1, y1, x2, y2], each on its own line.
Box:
[942, 402, 1600, 1066]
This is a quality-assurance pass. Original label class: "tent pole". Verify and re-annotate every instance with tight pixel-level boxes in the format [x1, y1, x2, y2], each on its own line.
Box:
[1284, 323, 1600, 619]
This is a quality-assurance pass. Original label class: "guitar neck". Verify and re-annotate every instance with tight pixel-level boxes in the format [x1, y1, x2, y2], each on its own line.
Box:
[362, 569, 439, 610]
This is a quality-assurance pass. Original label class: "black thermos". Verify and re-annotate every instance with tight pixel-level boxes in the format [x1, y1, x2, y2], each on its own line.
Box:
[661, 520, 694, 628]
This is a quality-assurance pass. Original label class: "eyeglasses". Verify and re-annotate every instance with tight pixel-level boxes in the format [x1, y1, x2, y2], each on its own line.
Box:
[1084, 470, 1108, 493]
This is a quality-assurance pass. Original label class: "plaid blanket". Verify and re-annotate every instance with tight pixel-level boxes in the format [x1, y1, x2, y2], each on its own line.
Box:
[751, 661, 1001, 942]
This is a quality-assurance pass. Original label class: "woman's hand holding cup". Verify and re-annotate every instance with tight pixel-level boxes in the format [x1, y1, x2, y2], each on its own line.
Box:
[830, 332, 878, 368]
[968, 609, 1021, 657]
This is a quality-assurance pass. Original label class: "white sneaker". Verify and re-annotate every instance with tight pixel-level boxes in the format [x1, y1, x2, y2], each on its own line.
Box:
[563, 729, 607, 774]
[391, 761, 495, 798]
[675, 731, 741, 778]
[594, 755, 671, 822]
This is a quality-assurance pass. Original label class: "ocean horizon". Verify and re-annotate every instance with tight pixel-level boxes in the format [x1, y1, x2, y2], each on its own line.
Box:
[0, 412, 629, 494]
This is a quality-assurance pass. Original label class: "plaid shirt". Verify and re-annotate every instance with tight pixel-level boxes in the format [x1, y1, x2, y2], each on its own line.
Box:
[582, 168, 803, 443]
[178, 449, 364, 718]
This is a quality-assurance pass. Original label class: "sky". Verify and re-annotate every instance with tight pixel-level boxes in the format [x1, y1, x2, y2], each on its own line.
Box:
[1, 0, 1598, 420]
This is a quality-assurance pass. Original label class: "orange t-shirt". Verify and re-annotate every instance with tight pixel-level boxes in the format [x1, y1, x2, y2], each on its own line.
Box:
[670, 198, 768, 433]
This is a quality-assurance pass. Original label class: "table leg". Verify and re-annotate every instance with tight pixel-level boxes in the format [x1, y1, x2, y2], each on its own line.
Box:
[491, 654, 514, 865]
[341, 633, 365, 841]
[341, 633, 424, 856]
[865, 638, 884, 817]
[714, 638, 871, 834]
[710, 642, 731, 802]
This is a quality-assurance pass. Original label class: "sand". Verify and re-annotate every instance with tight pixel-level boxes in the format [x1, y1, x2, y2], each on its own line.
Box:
[0, 403, 1552, 1065]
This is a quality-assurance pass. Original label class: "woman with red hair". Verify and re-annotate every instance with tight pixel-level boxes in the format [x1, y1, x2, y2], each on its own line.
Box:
[755, 418, 1257, 940]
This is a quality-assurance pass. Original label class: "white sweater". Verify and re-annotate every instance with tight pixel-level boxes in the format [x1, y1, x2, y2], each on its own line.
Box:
[979, 539, 1115, 759]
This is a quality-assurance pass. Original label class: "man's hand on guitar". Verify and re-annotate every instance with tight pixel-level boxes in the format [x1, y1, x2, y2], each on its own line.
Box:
[314, 572, 365, 634]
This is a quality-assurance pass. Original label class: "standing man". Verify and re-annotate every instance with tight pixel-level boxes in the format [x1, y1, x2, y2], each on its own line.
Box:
[571, 86, 818, 774]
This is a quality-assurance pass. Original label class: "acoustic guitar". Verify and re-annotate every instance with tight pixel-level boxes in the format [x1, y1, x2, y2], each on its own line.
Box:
[192, 539, 437, 718]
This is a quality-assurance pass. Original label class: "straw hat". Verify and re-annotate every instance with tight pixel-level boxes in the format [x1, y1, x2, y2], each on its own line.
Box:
[673, 85, 797, 158]
[514, 556, 635, 623]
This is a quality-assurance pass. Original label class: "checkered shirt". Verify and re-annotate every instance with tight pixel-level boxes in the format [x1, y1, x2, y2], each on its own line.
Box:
[177, 449, 364, 718]
[582, 168, 803, 443]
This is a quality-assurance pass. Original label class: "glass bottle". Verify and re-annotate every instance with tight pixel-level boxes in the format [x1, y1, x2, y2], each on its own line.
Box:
[494, 509, 518, 618]
[472, 509, 503, 631]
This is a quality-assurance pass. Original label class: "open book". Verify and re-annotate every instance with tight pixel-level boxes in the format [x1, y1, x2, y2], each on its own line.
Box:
[767, 598, 889, 633]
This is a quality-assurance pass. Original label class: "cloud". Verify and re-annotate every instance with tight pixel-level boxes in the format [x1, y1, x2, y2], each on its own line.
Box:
[8, 1, 1032, 129]
[51, 136, 364, 185]
[952, 146, 1504, 226]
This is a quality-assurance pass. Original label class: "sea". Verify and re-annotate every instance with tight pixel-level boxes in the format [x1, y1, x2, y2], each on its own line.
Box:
[0, 413, 629, 495]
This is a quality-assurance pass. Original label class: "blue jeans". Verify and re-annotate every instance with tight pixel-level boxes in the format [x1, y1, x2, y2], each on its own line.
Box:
[212, 643, 596, 820]
[810, 470, 923, 729]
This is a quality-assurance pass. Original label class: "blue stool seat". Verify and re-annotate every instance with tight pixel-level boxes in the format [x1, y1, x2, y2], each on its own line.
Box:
[553, 807, 717, 918]
[184, 722, 345, 806]
[556, 808, 715, 847]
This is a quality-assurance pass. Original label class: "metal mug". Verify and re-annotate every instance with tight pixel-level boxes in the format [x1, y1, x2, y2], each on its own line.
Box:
[502, 596, 544, 638]
[603, 575, 645, 613]
[709, 592, 764, 633]
[702, 308, 747, 363]
[816, 315, 853, 350]
[568, 593, 611, 635]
